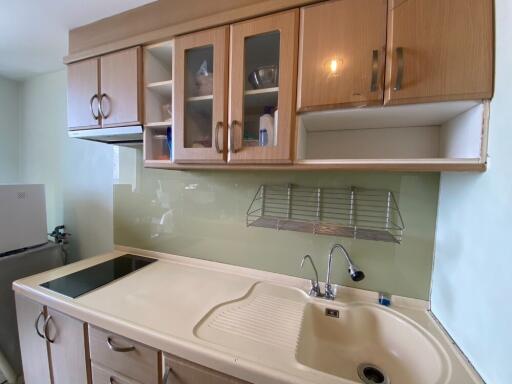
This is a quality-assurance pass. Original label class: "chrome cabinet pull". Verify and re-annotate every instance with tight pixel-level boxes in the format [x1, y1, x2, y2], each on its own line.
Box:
[229, 120, 240, 153]
[214, 122, 223, 153]
[394, 47, 404, 91]
[163, 367, 172, 384]
[370, 50, 379, 92]
[98, 93, 111, 119]
[43, 315, 55, 343]
[89, 94, 100, 120]
[34, 311, 45, 339]
[106, 337, 136, 352]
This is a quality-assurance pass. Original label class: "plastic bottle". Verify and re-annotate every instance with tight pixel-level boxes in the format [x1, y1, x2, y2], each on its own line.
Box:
[259, 106, 274, 147]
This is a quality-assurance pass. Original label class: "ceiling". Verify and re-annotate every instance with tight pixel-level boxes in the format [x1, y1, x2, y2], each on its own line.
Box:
[0, 0, 156, 80]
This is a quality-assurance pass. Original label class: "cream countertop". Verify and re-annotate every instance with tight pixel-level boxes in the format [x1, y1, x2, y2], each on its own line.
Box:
[13, 247, 482, 384]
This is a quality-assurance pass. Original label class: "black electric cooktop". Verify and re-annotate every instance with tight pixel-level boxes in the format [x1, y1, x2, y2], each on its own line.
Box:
[41, 254, 156, 298]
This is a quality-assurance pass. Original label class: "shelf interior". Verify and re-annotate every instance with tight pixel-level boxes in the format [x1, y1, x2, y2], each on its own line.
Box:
[297, 101, 486, 162]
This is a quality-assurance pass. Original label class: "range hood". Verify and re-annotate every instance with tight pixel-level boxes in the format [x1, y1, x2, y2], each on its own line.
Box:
[68, 125, 143, 145]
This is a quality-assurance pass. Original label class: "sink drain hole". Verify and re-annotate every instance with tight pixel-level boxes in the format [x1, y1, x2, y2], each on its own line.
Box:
[357, 363, 390, 384]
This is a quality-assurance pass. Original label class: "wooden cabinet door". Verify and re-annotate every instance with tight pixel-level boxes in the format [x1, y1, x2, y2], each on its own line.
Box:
[228, 10, 299, 164]
[67, 58, 101, 130]
[15, 294, 51, 384]
[297, 0, 387, 112]
[173, 27, 229, 164]
[45, 308, 89, 384]
[100, 47, 143, 127]
[385, 0, 494, 105]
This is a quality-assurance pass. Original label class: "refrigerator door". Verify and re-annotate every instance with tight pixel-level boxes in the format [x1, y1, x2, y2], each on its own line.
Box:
[0, 185, 48, 254]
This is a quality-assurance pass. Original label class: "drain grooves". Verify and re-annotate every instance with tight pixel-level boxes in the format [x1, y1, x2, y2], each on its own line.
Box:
[357, 363, 390, 384]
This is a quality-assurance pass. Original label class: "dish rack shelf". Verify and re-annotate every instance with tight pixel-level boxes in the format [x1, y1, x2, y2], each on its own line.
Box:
[247, 184, 405, 243]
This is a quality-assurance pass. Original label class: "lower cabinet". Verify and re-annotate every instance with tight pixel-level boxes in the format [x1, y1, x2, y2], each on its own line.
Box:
[164, 354, 251, 384]
[15, 293, 89, 384]
[16, 294, 252, 384]
[88, 325, 161, 384]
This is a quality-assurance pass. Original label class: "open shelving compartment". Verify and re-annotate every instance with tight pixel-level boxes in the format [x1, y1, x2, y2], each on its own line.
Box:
[144, 40, 173, 164]
[295, 100, 490, 171]
[247, 184, 404, 243]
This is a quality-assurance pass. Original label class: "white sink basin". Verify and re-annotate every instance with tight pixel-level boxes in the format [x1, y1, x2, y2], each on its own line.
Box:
[296, 302, 450, 384]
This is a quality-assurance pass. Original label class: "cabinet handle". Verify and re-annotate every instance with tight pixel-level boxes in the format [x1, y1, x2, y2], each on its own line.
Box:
[109, 377, 116, 384]
[34, 311, 45, 339]
[98, 93, 111, 119]
[370, 50, 379, 92]
[215, 122, 223, 153]
[229, 120, 240, 154]
[394, 47, 404, 91]
[106, 337, 136, 352]
[43, 315, 55, 343]
[89, 94, 100, 120]
[163, 367, 172, 384]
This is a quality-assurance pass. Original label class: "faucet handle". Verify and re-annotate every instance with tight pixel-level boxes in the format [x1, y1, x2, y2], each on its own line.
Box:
[300, 255, 323, 297]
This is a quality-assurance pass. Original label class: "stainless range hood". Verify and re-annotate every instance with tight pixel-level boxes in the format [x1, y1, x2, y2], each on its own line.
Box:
[68, 125, 143, 146]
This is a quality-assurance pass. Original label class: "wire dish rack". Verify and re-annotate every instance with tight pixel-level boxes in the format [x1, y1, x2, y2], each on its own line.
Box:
[247, 184, 405, 244]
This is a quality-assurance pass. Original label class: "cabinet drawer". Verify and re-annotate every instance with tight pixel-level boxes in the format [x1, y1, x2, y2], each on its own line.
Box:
[89, 325, 160, 384]
[165, 354, 251, 384]
[92, 363, 142, 384]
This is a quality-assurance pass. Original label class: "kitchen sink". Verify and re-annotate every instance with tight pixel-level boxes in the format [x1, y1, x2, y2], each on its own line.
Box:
[296, 302, 450, 384]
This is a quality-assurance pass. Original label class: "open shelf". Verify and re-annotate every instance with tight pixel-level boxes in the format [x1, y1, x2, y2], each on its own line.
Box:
[144, 41, 173, 84]
[146, 80, 173, 98]
[187, 95, 213, 102]
[296, 100, 489, 166]
[144, 125, 172, 162]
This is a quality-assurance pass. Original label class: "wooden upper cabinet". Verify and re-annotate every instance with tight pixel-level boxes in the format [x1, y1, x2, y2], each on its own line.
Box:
[228, 9, 299, 164]
[297, 0, 387, 112]
[385, 0, 494, 105]
[173, 27, 229, 164]
[100, 47, 143, 127]
[67, 58, 100, 130]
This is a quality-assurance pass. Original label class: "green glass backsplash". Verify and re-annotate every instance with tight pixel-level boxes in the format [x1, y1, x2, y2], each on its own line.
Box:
[114, 148, 439, 300]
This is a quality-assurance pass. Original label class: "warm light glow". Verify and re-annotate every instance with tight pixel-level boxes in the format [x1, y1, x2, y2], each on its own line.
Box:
[330, 59, 338, 74]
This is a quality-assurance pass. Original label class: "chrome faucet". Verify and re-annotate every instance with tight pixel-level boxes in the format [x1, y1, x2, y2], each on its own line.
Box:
[325, 244, 365, 300]
[300, 255, 323, 297]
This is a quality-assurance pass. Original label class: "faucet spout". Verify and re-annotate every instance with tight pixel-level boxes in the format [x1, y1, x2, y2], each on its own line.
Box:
[325, 244, 365, 300]
[300, 255, 322, 297]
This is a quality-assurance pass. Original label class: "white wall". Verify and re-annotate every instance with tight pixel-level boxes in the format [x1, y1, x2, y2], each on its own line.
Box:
[431, 1, 512, 383]
[17, 70, 114, 261]
[0, 76, 20, 183]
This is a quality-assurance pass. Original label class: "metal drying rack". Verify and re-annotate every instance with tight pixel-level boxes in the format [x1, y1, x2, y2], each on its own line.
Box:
[247, 184, 405, 244]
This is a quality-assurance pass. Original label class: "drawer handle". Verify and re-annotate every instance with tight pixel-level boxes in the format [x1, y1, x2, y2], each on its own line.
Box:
[34, 311, 45, 339]
[106, 337, 136, 352]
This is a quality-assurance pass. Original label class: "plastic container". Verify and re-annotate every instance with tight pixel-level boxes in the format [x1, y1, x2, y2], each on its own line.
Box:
[259, 106, 274, 147]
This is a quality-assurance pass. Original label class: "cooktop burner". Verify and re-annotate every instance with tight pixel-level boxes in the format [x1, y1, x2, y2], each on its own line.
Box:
[41, 254, 156, 298]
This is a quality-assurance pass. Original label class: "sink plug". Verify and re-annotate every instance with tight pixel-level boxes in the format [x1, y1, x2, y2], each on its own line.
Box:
[378, 292, 392, 306]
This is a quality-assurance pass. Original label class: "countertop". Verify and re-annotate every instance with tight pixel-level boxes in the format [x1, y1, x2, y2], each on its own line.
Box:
[13, 246, 482, 384]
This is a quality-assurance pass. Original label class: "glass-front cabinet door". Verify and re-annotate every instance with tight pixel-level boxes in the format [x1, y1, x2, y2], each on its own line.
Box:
[173, 27, 228, 163]
[228, 10, 299, 164]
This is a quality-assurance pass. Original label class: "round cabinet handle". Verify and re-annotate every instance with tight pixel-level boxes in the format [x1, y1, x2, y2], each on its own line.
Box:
[214, 122, 223, 154]
[98, 93, 111, 119]
[43, 315, 55, 343]
[106, 337, 136, 352]
[370, 50, 379, 92]
[89, 94, 100, 120]
[394, 47, 404, 91]
[34, 311, 45, 339]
